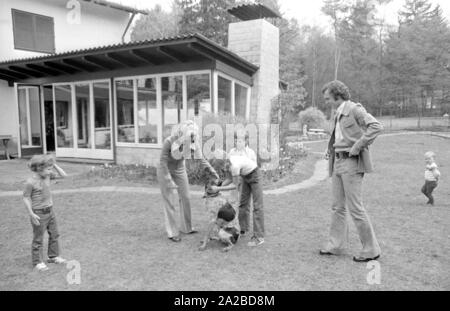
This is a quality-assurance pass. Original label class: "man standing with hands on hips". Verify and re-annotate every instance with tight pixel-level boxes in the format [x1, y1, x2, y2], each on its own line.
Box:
[320, 80, 382, 262]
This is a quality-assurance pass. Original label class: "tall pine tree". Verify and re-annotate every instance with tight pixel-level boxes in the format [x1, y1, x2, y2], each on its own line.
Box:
[174, 0, 239, 46]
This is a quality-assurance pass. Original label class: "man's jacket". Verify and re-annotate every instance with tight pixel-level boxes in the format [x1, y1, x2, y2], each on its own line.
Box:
[328, 101, 383, 177]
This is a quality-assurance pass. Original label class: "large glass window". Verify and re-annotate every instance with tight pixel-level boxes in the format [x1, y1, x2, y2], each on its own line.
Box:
[218, 76, 232, 114]
[162, 76, 182, 139]
[18, 87, 42, 147]
[137, 78, 158, 144]
[55, 85, 73, 148]
[28, 88, 41, 146]
[43, 85, 55, 152]
[113, 72, 216, 145]
[187, 74, 211, 119]
[75, 83, 91, 149]
[235, 83, 248, 119]
[94, 82, 111, 150]
[18, 88, 29, 146]
[116, 80, 135, 143]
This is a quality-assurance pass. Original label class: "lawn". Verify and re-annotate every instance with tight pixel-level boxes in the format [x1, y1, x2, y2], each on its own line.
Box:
[0, 133, 449, 291]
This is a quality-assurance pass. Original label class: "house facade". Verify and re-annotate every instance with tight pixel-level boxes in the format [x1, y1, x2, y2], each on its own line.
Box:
[0, 1, 279, 166]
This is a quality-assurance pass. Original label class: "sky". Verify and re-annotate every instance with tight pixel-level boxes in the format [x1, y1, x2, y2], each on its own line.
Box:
[111, 0, 450, 32]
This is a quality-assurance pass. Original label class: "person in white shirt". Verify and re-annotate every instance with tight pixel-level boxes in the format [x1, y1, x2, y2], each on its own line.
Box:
[421, 151, 441, 206]
[229, 132, 257, 236]
[209, 148, 265, 247]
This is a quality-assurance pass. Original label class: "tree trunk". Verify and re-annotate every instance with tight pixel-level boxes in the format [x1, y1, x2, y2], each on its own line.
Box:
[334, 47, 340, 81]
[418, 90, 423, 129]
[312, 43, 317, 107]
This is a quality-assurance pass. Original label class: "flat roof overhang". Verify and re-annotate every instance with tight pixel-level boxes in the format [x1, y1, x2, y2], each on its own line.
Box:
[228, 4, 281, 21]
[0, 34, 258, 86]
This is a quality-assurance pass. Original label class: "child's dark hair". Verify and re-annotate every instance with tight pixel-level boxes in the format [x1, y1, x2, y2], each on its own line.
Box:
[217, 202, 236, 222]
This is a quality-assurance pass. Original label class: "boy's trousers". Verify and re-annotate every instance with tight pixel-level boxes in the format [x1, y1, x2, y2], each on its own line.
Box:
[31, 208, 60, 266]
[239, 168, 264, 238]
[421, 180, 438, 204]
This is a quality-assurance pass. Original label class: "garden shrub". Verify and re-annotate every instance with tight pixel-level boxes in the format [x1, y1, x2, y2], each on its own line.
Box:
[298, 107, 327, 131]
[259, 141, 309, 183]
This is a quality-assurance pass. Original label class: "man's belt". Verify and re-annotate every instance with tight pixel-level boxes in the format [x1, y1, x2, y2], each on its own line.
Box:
[335, 152, 357, 159]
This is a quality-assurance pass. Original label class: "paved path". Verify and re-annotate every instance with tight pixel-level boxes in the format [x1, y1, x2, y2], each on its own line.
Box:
[1, 132, 447, 199]
[0, 160, 329, 198]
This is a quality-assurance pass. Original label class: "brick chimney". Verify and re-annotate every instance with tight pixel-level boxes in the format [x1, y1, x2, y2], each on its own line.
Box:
[228, 18, 279, 124]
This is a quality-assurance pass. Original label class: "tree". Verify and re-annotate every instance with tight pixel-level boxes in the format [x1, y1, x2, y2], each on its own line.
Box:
[384, 0, 450, 120]
[338, 0, 380, 109]
[399, 0, 437, 24]
[131, 4, 180, 41]
[317, 0, 394, 114]
[321, 0, 351, 80]
[175, 0, 239, 46]
[262, 0, 308, 127]
[302, 26, 335, 114]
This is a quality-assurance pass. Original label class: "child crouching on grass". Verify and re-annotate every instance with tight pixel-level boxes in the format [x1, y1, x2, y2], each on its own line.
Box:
[23, 154, 67, 271]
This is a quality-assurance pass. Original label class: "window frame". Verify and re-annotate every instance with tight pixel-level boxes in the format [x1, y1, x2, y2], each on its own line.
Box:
[11, 9, 55, 54]
[215, 72, 251, 121]
[113, 70, 211, 149]
[52, 79, 112, 152]
[17, 86, 43, 149]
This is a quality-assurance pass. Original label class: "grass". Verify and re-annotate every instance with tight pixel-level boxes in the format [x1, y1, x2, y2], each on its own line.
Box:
[0, 133, 449, 290]
[378, 116, 450, 133]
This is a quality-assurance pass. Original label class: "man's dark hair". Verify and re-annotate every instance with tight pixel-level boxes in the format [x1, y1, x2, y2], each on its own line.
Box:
[217, 202, 236, 222]
[322, 80, 351, 101]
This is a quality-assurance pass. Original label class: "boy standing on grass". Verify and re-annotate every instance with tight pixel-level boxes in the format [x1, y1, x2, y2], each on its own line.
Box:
[422, 151, 441, 206]
[23, 154, 67, 271]
[229, 131, 257, 236]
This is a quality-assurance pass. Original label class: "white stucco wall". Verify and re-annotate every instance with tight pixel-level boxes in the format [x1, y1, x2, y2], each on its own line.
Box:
[0, 0, 132, 62]
[0, 0, 134, 157]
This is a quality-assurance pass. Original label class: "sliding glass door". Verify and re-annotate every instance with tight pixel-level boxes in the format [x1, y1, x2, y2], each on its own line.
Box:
[54, 80, 113, 160]
[17, 85, 43, 157]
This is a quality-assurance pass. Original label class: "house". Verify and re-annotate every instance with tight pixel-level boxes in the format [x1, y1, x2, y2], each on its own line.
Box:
[0, 1, 280, 166]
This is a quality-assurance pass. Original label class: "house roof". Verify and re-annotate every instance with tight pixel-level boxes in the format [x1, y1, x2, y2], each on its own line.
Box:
[81, 0, 149, 15]
[228, 3, 281, 21]
[0, 33, 259, 84]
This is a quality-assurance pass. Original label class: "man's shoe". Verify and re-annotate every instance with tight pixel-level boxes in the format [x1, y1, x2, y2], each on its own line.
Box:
[169, 236, 182, 242]
[319, 250, 336, 256]
[47, 257, 67, 264]
[187, 230, 198, 235]
[353, 255, 380, 263]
